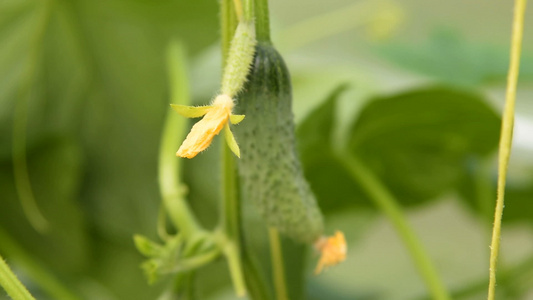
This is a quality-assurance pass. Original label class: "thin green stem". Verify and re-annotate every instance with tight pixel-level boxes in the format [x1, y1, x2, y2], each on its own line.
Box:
[157, 205, 171, 241]
[222, 0, 238, 64]
[233, 0, 244, 21]
[242, 250, 272, 300]
[220, 1, 246, 296]
[231, 0, 253, 22]
[488, 0, 527, 299]
[222, 238, 247, 297]
[222, 148, 240, 241]
[220, 146, 246, 297]
[168, 248, 221, 273]
[242, 0, 254, 22]
[255, 0, 271, 43]
[159, 41, 200, 237]
[339, 153, 450, 300]
[0, 255, 35, 300]
[268, 228, 289, 300]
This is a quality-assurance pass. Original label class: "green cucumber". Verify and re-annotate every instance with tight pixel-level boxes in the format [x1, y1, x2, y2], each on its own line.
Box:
[234, 42, 324, 244]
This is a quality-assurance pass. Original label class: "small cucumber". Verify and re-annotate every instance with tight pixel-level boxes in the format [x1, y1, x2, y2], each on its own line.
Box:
[234, 42, 324, 244]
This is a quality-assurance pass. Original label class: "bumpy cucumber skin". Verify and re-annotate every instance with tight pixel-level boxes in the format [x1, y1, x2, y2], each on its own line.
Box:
[234, 42, 324, 244]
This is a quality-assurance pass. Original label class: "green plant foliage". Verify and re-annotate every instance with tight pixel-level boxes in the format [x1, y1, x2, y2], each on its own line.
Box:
[0, 138, 87, 273]
[2, 0, 533, 299]
[297, 84, 371, 212]
[377, 29, 533, 86]
[0, 0, 221, 299]
[459, 167, 533, 226]
[349, 87, 501, 206]
[299, 86, 501, 210]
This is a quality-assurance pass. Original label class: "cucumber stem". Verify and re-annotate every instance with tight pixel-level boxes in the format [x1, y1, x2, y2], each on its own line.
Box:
[243, 0, 254, 22]
[268, 228, 289, 300]
[220, 1, 247, 296]
[488, 0, 527, 299]
[255, 0, 271, 43]
[222, 148, 240, 242]
[338, 153, 450, 300]
[222, 1, 239, 65]
[233, 0, 254, 22]
[160, 41, 201, 237]
[232, 0, 244, 21]
[221, 143, 247, 297]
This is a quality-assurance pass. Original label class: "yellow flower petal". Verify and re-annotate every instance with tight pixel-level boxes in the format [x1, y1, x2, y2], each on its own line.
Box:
[176, 95, 234, 158]
[314, 231, 347, 274]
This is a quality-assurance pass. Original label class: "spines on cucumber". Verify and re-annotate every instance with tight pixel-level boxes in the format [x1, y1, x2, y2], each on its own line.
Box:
[234, 42, 324, 244]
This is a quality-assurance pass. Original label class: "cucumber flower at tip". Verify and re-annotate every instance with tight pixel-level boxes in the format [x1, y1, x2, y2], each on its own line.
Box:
[171, 94, 245, 159]
[314, 231, 347, 274]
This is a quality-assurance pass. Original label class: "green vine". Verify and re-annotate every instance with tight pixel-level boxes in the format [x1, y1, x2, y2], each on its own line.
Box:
[220, 0, 247, 296]
[255, 0, 271, 43]
[339, 153, 450, 300]
[488, 0, 528, 299]
[160, 41, 201, 238]
[268, 228, 289, 300]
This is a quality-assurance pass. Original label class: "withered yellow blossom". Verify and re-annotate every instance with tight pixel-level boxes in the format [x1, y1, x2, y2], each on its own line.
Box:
[171, 94, 244, 159]
[314, 231, 347, 274]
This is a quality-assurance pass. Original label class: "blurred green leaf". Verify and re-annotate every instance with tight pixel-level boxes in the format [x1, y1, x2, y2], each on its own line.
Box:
[496, 176, 533, 225]
[2, 0, 533, 298]
[134, 235, 164, 258]
[459, 161, 533, 226]
[348, 87, 501, 206]
[0, 0, 221, 298]
[0, 137, 88, 275]
[298, 84, 372, 212]
[299, 85, 501, 210]
[377, 29, 533, 86]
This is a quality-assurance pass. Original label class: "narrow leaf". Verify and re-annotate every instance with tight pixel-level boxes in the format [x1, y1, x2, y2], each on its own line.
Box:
[230, 114, 245, 124]
[170, 104, 212, 118]
[224, 124, 241, 158]
[134, 235, 163, 257]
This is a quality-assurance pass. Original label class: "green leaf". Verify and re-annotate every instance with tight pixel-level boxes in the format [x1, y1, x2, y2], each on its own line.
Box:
[298, 84, 372, 212]
[377, 29, 533, 86]
[348, 87, 501, 206]
[498, 180, 533, 224]
[134, 235, 164, 258]
[299, 86, 501, 210]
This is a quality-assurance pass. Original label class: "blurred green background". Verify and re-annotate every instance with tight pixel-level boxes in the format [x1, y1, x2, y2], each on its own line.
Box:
[1, 0, 533, 299]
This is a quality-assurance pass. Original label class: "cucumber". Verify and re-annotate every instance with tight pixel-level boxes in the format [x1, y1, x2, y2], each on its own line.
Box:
[234, 42, 324, 244]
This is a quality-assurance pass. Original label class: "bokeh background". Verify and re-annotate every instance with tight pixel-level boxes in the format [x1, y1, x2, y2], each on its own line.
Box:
[1, 0, 533, 299]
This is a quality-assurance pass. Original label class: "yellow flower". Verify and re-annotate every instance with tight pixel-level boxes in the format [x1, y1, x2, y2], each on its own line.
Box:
[171, 94, 245, 159]
[314, 231, 347, 274]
